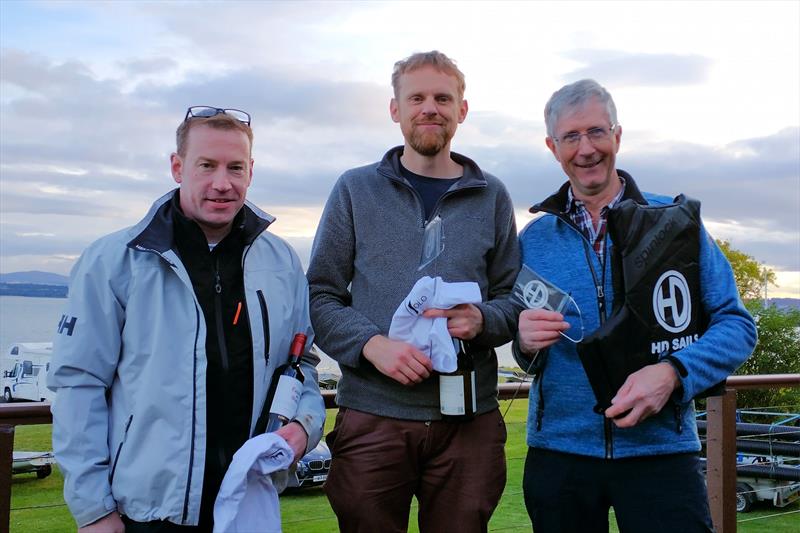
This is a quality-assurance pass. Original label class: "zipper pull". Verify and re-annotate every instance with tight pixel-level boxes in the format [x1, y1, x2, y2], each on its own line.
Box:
[215, 259, 222, 294]
[596, 285, 606, 317]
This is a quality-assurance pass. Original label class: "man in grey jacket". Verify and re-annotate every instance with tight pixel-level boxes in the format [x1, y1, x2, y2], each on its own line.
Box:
[49, 107, 325, 532]
[307, 51, 520, 532]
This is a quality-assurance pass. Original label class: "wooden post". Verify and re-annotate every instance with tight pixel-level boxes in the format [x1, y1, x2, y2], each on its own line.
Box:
[0, 424, 15, 533]
[706, 388, 738, 533]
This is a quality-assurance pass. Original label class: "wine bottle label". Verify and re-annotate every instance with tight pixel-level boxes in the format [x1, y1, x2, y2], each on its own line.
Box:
[270, 375, 302, 419]
[439, 370, 477, 416]
[439, 374, 467, 415]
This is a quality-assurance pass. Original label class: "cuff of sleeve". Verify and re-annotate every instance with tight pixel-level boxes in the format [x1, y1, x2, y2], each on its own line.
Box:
[75, 497, 117, 528]
[352, 328, 384, 368]
[659, 355, 690, 404]
[289, 418, 314, 456]
[472, 302, 501, 346]
[511, 336, 535, 371]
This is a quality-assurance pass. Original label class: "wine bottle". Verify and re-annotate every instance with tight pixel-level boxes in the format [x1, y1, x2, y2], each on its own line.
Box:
[439, 338, 477, 421]
[256, 333, 307, 434]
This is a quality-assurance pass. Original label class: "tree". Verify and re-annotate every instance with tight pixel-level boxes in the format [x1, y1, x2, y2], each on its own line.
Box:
[716, 240, 776, 302]
[715, 240, 799, 412]
[734, 303, 800, 411]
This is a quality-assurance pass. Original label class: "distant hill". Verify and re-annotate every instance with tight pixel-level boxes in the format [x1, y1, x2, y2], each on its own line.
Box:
[0, 271, 68, 298]
[0, 283, 67, 298]
[769, 298, 800, 311]
[0, 271, 68, 285]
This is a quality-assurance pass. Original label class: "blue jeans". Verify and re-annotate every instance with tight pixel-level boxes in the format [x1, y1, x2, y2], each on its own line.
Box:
[523, 447, 714, 533]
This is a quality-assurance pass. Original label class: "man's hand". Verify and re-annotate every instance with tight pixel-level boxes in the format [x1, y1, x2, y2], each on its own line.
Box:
[275, 421, 309, 462]
[605, 362, 681, 428]
[362, 335, 433, 385]
[422, 303, 484, 340]
[79, 512, 124, 533]
[518, 309, 570, 354]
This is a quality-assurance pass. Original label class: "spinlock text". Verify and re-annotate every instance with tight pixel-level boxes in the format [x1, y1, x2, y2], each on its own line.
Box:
[634, 219, 676, 270]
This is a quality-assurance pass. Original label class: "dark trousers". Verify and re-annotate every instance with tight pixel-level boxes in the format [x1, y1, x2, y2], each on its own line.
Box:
[324, 408, 507, 533]
[523, 447, 714, 533]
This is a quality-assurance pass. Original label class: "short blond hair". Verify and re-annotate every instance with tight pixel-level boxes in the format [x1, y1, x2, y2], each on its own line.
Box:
[175, 114, 253, 157]
[391, 50, 466, 99]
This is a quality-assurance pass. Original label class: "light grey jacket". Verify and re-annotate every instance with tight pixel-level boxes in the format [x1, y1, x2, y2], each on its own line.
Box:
[49, 191, 325, 527]
[308, 147, 521, 420]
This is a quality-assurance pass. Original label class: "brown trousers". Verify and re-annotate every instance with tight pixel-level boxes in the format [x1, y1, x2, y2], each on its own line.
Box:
[324, 408, 507, 533]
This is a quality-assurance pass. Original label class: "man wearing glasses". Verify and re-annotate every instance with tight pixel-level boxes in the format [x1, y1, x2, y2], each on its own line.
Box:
[307, 51, 520, 532]
[49, 107, 325, 532]
[514, 79, 756, 532]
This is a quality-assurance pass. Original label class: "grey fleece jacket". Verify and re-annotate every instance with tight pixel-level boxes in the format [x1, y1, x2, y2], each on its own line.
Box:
[307, 146, 521, 420]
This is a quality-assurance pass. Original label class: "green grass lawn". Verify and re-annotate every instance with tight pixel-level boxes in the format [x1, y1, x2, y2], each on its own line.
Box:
[11, 400, 799, 532]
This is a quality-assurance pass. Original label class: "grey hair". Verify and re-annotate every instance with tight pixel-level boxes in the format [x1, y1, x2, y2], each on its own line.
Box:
[544, 79, 618, 137]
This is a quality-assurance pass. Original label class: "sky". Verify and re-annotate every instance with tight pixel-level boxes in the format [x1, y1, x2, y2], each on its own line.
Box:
[1, 0, 799, 298]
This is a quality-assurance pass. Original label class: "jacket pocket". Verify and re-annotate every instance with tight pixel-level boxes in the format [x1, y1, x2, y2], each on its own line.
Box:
[109, 414, 133, 485]
[256, 290, 270, 365]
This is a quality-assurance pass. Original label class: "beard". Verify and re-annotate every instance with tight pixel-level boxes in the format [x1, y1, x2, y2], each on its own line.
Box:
[408, 124, 451, 156]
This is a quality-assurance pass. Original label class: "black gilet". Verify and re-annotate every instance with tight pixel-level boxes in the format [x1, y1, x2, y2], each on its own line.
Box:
[577, 194, 708, 412]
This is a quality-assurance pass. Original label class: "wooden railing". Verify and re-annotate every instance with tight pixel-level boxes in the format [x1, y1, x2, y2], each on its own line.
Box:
[1, 375, 799, 533]
[703, 374, 800, 532]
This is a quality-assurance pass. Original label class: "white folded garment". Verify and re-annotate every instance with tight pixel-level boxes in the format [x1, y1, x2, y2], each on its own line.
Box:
[213, 433, 294, 533]
[388, 276, 481, 372]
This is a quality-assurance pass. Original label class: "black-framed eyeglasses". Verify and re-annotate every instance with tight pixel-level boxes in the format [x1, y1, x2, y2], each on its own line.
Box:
[554, 125, 616, 147]
[184, 106, 251, 126]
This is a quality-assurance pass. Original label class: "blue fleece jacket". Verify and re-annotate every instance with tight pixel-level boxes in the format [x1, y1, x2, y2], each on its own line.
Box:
[515, 171, 757, 458]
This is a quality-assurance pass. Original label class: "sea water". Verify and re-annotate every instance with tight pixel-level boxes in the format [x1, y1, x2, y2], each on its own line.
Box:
[0, 296, 65, 358]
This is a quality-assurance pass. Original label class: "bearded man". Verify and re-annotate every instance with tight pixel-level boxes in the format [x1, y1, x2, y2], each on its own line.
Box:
[307, 51, 520, 533]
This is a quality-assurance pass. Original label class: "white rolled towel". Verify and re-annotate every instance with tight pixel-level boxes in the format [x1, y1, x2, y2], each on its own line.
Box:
[388, 276, 481, 372]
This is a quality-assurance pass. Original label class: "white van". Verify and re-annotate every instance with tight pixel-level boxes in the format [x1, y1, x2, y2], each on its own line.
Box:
[1, 342, 54, 402]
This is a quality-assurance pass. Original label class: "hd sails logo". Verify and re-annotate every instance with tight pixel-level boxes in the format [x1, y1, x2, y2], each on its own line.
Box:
[652, 270, 691, 333]
[651, 270, 697, 355]
[521, 280, 549, 309]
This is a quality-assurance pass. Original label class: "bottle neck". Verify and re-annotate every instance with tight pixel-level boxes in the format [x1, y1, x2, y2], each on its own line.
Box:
[454, 339, 472, 358]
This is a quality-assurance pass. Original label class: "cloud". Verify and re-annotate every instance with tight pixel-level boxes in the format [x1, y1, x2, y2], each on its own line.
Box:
[0, 49, 397, 210]
[0, 19, 797, 284]
[624, 127, 800, 231]
[0, 219, 98, 256]
[454, 122, 800, 270]
[0, 192, 119, 217]
[138, 68, 389, 129]
[118, 56, 179, 76]
[147, 2, 385, 73]
[562, 49, 712, 87]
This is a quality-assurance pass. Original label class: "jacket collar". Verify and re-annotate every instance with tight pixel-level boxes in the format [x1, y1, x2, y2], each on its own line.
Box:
[530, 169, 646, 215]
[127, 189, 275, 254]
[376, 145, 488, 190]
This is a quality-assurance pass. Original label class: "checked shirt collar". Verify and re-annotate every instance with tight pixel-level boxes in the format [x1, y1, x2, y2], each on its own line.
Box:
[566, 176, 627, 263]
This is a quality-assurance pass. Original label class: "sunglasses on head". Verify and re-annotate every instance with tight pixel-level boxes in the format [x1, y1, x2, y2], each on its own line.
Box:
[184, 106, 251, 126]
